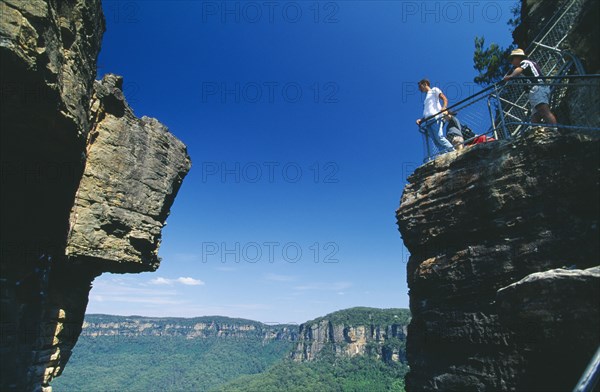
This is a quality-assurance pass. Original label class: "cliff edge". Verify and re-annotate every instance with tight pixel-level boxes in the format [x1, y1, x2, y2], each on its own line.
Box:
[396, 128, 599, 391]
[396, 0, 599, 388]
[291, 307, 410, 364]
[80, 314, 297, 341]
[0, 1, 191, 391]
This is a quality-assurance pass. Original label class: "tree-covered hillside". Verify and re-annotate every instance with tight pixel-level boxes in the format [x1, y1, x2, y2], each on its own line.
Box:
[214, 352, 408, 392]
[308, 307, 411, 327]
[51, 308, 410, 391]
[52, 335, 293, 391]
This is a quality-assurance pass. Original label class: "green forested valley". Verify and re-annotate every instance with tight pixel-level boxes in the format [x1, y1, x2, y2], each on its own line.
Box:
[213, 355, 407, 392]
[52, 308, 410, 391]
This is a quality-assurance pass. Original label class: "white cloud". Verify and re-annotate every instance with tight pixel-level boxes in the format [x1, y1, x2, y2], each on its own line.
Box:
[92, 280, 177, 297]
[177, 277, 204, 286]
[88, 279, 184, 308]
[150, 277, 172, 285]
[149, 277, 205, 286]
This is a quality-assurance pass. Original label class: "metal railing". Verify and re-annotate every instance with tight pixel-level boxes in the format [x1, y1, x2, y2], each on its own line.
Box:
[418, 75, 600, 162]
[417, 0, 596, 162]
[527, 0, 585, 71]
[501, 0, 586, 138]
[573, 345, 600, 392]
[418, 82, 498, 162]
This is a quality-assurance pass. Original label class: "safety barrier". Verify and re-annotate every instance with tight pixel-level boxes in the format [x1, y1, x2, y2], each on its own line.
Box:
[418, 0, 595, 161]
[418, 74, 600, 162]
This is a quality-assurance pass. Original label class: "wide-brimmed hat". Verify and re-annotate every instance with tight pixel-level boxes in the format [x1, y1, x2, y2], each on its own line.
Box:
[509, 48, 527, 59]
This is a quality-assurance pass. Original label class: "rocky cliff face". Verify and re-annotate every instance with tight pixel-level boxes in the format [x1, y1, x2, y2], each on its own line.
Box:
[66, 74, 190, 273]
[0, 1, 191, 391]
[290, 307, 410, 364]
[396, 128, 599, 391]
[80, 315, 297, 342]
[396, 1, 599, 389]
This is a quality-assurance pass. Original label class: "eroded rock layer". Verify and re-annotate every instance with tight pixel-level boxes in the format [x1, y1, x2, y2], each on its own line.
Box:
[66, 74, 191, 273]
[0, 1, 191, 391]
[396, 129, 599, 391]
[290, 307, 410, 364]
[81, 314, 297, 341]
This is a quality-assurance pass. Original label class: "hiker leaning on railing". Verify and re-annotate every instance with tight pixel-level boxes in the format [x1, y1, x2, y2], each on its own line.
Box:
[415, 79, 455, 154]
[416, 81, 500, 162]
[503, 48, 558, 126]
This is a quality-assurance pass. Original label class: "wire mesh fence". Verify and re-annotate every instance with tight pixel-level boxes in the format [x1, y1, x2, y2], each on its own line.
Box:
[499, 0, 587, 138]
[497, 75, 600, 135]
[419, 75, 600, 162]
[527, 0, 584, 61]
[417, 0, 594, 162]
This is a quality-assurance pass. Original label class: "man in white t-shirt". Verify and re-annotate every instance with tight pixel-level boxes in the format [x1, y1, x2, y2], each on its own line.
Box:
[416, 79, 454, 155]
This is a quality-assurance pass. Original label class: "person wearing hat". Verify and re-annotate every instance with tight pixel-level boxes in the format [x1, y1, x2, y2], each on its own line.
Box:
[416, 78, 454, 155]
[503, 48, 557, 125]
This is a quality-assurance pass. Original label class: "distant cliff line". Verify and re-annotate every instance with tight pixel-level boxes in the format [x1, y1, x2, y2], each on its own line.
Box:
[78, 307, 411, 363]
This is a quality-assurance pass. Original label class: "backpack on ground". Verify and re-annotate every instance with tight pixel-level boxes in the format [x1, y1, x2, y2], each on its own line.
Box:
[461, 124, 476, 140]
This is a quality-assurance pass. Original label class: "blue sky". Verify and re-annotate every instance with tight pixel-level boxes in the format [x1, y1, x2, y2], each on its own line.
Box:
[87, 0, 516, 324]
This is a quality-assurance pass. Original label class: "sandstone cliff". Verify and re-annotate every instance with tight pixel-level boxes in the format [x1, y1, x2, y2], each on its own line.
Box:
[80, 315, 297, 342]
[290, 307, 410, 364]
[0, 1, 191, 391]
[66, 74, 190, 273]
[396, 0, 599, 389]
[396, 128, 599, 391]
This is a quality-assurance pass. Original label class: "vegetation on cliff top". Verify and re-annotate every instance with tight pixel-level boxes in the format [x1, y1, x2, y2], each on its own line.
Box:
[305, 307, 411, 327]
[84, 313, 296, 328]
[473, 1, 520, 85]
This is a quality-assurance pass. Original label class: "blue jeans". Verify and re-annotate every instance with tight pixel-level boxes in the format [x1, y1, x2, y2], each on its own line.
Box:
[424, 118, 454, 154]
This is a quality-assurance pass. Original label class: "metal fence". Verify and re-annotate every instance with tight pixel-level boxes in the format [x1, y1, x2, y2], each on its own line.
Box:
[417, 0, 598, 162]
[527, 0, 585, 70]
[418, 83, 499, 162]
[573, 345, 600, 392]
[418, 75, 600, 162]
